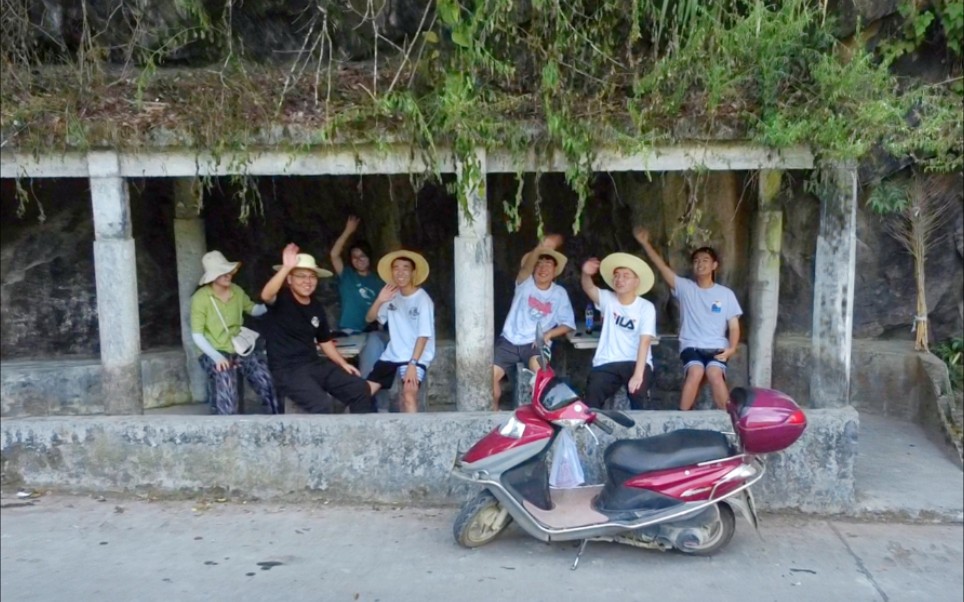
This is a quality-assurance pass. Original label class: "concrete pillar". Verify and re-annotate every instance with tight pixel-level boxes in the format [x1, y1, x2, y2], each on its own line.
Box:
[810, 165, 858, 408]
[89, 151, 143, 415]
[173, 178, 207, 402]
[454, 149, 494, 412]
[748, 170, 783, 388]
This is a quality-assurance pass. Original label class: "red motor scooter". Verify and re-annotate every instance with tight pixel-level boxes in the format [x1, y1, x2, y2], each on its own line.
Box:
[451, 338, 807, 568]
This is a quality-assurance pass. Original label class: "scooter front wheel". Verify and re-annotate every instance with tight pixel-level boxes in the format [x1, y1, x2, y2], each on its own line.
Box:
[676, 502, 736, 556]
[453, 490, 513, 548]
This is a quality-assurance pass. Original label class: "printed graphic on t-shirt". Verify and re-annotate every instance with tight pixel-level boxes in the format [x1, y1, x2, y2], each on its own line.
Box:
[611, 312, 637, 331]
[408, 307, 420, 319]
[311, 316, 320, 328]
[528, 296, 553, 321]
[712, 300, 722, 313]
[358, 285, 376, 301]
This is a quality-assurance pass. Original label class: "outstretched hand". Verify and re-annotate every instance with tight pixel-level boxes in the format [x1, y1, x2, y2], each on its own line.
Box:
[282, 243, 301, 269]
[582, 257, 601, 276]
[376, 284, 399, 304]
[540, 233, 564, 250]
[344, 215, 361, 234]
[633, 226, 650, 246]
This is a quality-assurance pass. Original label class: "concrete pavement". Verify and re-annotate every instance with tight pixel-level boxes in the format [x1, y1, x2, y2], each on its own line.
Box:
[1, 494, 962, 602]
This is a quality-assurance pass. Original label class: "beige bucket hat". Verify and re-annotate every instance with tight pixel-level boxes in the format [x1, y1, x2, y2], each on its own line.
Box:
[600, 252, 655, 296]
[273, 254, 334, 278]
[377, 250, 430, 286]
[520, 247, 568, 277]
[199, 251, 240, 285]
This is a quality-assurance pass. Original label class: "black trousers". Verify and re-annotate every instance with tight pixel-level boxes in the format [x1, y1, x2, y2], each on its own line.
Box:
[584, 361, 653, 410]
[273, 360, 372, 414]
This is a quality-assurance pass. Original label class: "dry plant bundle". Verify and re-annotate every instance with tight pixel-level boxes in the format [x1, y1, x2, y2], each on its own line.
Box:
[883, 175, 956, 351]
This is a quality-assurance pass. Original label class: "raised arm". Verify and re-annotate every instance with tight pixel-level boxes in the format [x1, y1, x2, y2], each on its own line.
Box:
[580, 257, 601, 306]
[261, 243, 300, 304]
[634, 226, 677, 290]
[516, 233, 564, 284]
[329, 215, 360, 276]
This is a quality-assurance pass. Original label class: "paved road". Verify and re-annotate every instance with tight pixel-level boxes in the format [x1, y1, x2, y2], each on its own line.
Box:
[1, 494, 961, 602]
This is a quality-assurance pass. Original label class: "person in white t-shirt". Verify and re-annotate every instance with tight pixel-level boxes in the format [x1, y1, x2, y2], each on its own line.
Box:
[581, 252, 657, 410]
[492, 235, 576, 410]
[365, 250, 435, 413]
[636, 226, 742, 411]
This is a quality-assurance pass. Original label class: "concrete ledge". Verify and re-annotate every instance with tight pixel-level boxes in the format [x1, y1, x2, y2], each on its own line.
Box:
[1, 407, 857, 514]
[0, 349, 192, 416]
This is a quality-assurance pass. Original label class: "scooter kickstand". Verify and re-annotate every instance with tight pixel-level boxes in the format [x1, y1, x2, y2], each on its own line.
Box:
[571, 539, 589, 570]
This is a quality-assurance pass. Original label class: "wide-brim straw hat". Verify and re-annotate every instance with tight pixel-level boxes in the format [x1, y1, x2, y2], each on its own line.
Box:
[273, 253, 333, 278]
[520, 247, 568, 277]
[199, 250, 240, 285]
[378, 250, 430, 286]
[600, 252, 655, 296]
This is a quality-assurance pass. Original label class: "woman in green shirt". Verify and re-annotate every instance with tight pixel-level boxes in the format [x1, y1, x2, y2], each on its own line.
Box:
[190, 251, 279, 415]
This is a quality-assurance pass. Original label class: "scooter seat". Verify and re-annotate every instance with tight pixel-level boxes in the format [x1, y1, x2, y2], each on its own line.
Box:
[605, 429, 733, 476]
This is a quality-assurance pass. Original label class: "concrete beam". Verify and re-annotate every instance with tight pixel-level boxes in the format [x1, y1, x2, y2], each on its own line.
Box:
[89, 151, 143, 415]
[0, 408, 858, 513]
[454, 149, 494, 411]
[810, 165, 858, 408]
[1, 144, 814, 179]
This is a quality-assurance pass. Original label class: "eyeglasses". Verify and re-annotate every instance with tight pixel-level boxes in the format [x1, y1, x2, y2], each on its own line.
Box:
[291, 273, 318, 281]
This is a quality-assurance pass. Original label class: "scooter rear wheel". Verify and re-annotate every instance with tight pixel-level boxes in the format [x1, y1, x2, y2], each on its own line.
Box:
[677, 502, 736, 556]
[453, 490, 513, 548]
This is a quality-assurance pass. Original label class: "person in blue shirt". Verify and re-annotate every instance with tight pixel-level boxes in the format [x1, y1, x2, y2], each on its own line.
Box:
[330, 215, 388, 407]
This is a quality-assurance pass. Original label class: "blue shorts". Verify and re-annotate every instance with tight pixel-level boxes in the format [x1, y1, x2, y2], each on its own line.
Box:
[680, 347, 728, 374]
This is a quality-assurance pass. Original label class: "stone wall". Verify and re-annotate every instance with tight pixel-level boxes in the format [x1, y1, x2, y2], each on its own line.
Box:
[0, 407, 858, 514]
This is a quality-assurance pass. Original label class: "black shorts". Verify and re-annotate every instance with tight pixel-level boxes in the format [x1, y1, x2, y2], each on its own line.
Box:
[493, 336, 540, 372]
[368, 360, 427, 389]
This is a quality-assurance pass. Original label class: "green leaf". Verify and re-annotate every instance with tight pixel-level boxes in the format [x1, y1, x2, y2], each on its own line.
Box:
[423, 31, 439, 44]
[451, 26, 472, 48]
[437, 0, 461, 27]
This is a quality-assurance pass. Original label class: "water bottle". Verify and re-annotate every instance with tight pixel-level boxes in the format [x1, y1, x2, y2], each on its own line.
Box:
[585, 303, 594, 335]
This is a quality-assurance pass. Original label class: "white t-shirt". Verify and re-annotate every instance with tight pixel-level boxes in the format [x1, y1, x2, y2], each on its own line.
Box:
[673, 277, 742, 350]
[591, 289, 657, 368]
[500, 277, 576, 345]
[377, 288, 436, 366]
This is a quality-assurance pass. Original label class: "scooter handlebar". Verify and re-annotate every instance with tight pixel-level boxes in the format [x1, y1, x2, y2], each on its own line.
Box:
[597, 409, 635, 428]
[593, 416, 614, 435]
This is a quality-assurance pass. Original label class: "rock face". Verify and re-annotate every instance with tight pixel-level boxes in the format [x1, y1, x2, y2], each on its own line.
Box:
[2, 171, 961, 360]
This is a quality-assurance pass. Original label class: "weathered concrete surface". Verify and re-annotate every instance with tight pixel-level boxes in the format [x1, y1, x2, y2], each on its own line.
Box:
[2, 495, 962, 602]
[1, 349, 192, 416]
[0, 408, 857, 513]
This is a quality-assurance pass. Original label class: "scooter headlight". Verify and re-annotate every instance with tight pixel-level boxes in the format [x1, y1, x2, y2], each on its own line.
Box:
[499, 415, 526, 439]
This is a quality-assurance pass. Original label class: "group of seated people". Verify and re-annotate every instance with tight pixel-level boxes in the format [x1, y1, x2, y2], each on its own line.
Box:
[191, 217, 742, 416]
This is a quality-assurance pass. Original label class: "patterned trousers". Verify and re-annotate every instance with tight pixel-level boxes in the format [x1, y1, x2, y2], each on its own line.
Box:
[199, 352, 279, 415]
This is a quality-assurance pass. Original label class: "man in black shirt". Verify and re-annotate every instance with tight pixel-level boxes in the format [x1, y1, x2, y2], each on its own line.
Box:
[260, 243, 373, 413]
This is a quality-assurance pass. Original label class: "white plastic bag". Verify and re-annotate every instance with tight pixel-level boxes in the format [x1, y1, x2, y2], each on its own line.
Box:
[549, 429, 585, 488]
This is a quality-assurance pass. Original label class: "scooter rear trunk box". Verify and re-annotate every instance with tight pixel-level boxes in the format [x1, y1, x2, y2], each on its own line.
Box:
[728, 388, 807, 454]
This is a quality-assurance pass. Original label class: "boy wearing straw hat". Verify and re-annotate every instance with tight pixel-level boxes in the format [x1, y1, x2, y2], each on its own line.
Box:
[190, 250, 279, 415]
[260, 243, 373, 414]
[492, 235, 576, 410]
[364, 249, 435, 413]
[635, 226, 742, 411]
[580, 252, 657, 410]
